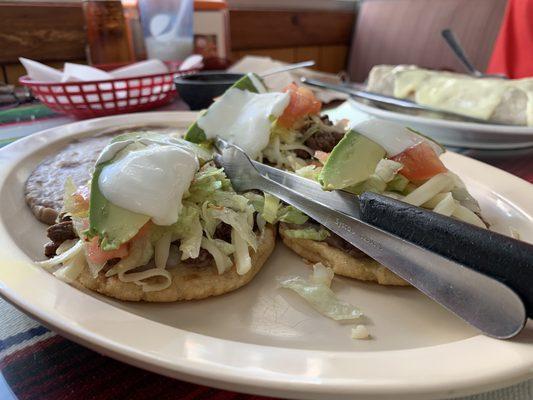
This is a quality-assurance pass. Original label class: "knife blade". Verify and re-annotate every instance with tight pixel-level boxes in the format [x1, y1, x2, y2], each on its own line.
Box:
[251, 161, 361, 217]
[252, 160, 533, 318]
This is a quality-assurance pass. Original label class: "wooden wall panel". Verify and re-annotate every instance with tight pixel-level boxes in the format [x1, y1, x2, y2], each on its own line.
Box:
[294, 46, 320, 67]
[232, 45, 349, 74]
[0, 3, 86, 64]
[230, 9, 355, 50]
[318, 45, 348, 73]
[348, 0, 506, 82]
[235, 48, 296, 63]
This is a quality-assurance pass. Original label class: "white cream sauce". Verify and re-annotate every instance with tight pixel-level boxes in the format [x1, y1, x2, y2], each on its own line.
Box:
[368, 65, 533, 125]
[98, 144, 198, 226]
[197, 88, 290, 158]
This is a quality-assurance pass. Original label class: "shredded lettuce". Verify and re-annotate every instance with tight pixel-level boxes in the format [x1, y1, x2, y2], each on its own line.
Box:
[62, 177, 79, 216]
[245, 192, 308, 225]
[448, 172, 482, 214]
[310, 262, 334, 286]
[37, 240, 84, 269]
[344, 158, 404, 195]
[294, 165, 321, 181]
[154, 232, 172, 268]
[351, 325, 370, 340]
[262, 193, 280, 224]
[232, 229, 252, 275]
[200, 201, 218, 238]
[106, 235, 154, 277]
[283, 227, 330, 241]
[374, 159, 403, 183]
[118, 268, 172, 292]
[211, 191, 249, 212]
[402, 173, 454, 206]
[279, 263, 363, 321]
[452, 205, 486, 228]
[53, 250, 86, 283]
[201, 237, 233, 274]
[278, 205, 309, 224]
[207, 206, 258, 250]
[213, 238, 235, 255]
[177, 207, 203, 260]
[387, 174, 409, 192]
[432, 192, 457, 216]
[346, 174, 387, 195]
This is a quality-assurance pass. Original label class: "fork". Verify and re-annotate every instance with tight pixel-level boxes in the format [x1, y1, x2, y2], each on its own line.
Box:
[213, 137, 526, 339]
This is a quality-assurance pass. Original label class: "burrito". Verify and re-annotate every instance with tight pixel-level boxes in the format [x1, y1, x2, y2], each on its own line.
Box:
[366, 65, 533, 126]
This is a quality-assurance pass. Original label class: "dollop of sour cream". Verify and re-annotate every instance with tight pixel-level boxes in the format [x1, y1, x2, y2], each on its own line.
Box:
[197, 88, 290, 158]
[98, 144, 198, 226]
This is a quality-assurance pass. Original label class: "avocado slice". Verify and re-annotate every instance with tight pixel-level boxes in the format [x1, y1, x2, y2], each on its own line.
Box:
[184, 73, 266, 143]
[318, 130, 386, 190]
[88, 162, 150, 251]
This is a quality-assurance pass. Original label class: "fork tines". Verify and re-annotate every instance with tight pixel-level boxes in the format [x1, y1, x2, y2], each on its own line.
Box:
[214, 137, 230, 152]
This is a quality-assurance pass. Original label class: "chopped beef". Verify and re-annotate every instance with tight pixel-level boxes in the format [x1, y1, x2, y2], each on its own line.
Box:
[299, 115, 344, 154]
[293, 149, 311, 159]
[282, 221, 366, 258]
[213, 222, 232, 242]
[106, 258, 121, 267]
[304, 130, 344, 153]
[44, 241, 60, 258]
[324, 232, 367, 258]
[58, 213, 72, 223]
[321, 115, 335, 125]
[182, 248, 213, 268]
[44, 220, 79, 258]
[47, 221, 77, 242]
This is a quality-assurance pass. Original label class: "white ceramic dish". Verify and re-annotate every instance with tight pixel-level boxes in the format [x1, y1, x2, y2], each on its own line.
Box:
[349, 99, 533, 150]
[0, 112, 532, 400]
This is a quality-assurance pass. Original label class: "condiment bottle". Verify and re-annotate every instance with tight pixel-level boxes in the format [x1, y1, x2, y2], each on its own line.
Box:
[122, 0, 147, 61]
[83, 0, 134, 65]
[194, 0, 230, 59]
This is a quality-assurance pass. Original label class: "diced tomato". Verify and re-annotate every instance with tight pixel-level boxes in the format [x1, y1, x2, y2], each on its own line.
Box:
[85, 237, 129, 265]
[277, 83, 322, 128]
[72, 185, 90, 211]
[390, 142, 447, 182]
[314, 150, 330, 164]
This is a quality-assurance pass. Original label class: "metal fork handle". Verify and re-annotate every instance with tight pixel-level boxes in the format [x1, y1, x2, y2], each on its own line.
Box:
[260, 60, 315, 78]
[301, 77, 496, 125]
[256, 176, 526, 339]
[441, 29, 482, 77]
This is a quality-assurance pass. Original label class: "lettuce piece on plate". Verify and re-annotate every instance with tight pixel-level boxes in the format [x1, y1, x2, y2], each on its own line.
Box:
[279, 263, 363, 321]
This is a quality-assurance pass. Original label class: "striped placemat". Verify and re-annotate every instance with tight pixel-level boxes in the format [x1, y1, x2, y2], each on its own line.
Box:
[0, 297, 531, 400]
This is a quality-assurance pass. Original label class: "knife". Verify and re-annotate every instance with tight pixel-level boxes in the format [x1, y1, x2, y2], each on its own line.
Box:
[214, 141, 526, 338]
[252, 161, 533, 318]
[301, 77, 511, 125]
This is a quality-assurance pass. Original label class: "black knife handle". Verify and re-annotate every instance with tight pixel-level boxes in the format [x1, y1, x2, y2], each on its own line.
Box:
[359, 192, 533, 317]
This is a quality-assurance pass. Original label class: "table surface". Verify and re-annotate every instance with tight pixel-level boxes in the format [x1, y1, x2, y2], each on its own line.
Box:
[0, 100, 532, 400]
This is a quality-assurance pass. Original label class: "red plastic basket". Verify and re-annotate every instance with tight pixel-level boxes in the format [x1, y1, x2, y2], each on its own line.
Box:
[19, 62, 199, 119]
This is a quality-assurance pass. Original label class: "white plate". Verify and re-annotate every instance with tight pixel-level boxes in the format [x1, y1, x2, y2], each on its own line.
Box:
[0, 112, 532, 400]
[349, 99, 533, 150]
